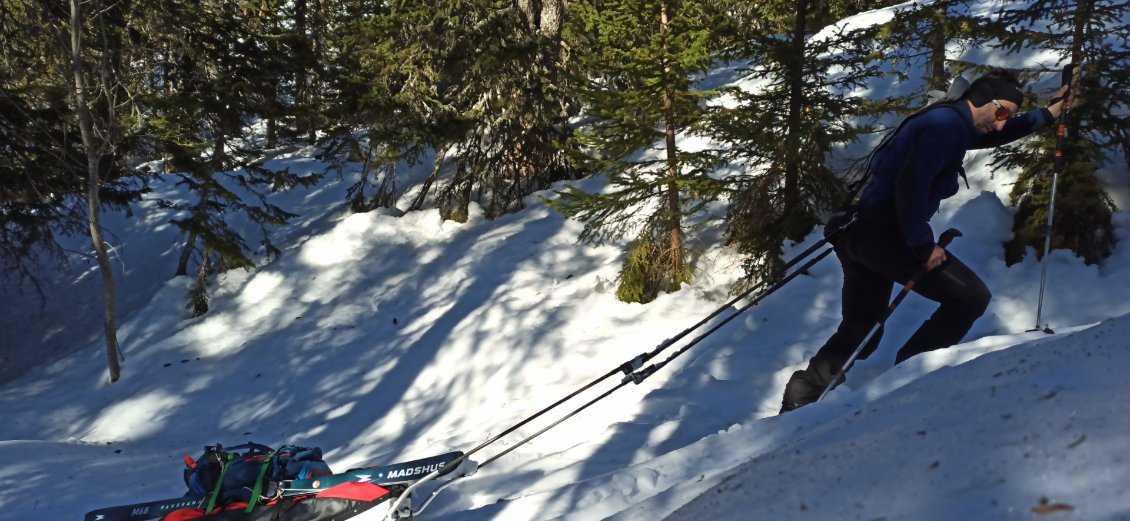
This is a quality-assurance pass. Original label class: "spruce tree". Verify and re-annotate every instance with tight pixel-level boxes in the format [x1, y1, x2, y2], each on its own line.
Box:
[1, 2, 86, 282]
[338, 0, 577, 220]
[335, 1, 462, 214]
[993, 0, 1122, 265]
[134, 0, 318, 314]
[873, 0, 990, 92]
[551, 0, 726, 303]
[710, 0, 885, 286]
[1, 1, 143, 286]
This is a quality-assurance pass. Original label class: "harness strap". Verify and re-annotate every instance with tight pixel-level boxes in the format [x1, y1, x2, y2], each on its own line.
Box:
[245, 452, 277, 512]
[205, 453, 235, 513]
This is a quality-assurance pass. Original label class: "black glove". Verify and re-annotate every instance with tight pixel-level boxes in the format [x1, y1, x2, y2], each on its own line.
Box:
[912, 243, 935, 264]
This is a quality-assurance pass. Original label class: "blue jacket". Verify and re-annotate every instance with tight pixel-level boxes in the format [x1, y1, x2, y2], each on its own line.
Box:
[857, 102, 1054, 250]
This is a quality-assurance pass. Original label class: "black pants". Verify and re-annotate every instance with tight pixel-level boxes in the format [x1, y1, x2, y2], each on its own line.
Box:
[804, 207, 991, 389]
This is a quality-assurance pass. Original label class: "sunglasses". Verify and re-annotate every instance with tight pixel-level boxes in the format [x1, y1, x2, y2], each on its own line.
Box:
[990, 99, 1013, 121]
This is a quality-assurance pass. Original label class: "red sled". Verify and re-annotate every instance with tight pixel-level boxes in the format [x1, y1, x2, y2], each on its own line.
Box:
[161, 482, 394, 521]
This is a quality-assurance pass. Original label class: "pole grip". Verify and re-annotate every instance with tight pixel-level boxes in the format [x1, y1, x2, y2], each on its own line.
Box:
[1049, 64, 1076, 106]
[937, 228, 962, 249]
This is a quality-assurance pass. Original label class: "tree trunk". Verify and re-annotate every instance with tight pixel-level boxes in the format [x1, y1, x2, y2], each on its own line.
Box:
[518, 0, 564, 38]
[927, 1, 949, 92]
[539, 0, 563, 39]
[294, 0, 309, 144]
[1068, 0, 1090, 138]
[409, 148, 447, 211]
[175, 228, 199, 277]
[71, 0, 123, 383]
[659, 0, 685, 280]
[306, 0, 322, 144]
[177, 125, 228, 276]
[783, 0, 809, 240]
[266, 115, 278, 149]
[532, 0, 565, 85]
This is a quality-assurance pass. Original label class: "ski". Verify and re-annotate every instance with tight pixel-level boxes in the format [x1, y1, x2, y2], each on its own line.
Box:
[83, 495, 208, 521]
[82, 450, 463, 521]
[284, 450, 464, 492]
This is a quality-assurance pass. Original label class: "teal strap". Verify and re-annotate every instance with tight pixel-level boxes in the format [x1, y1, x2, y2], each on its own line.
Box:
[244, 452, 276, 512]
[205, 453, 235, 513]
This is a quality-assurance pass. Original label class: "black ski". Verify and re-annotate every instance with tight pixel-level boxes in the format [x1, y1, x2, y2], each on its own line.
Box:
[83, 495, 208, 521]
[82, 450, 463, 521]
[284, 450, 464, 492]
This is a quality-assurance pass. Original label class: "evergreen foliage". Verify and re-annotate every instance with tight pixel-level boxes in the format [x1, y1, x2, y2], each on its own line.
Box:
[130, 1, 320, 311]
[872, 0, 989, 93]
[343, 0, 578, 220]
[293, 1, 406, 213]
[551, 0, 726, 303]
[614, 220, 695, 302]
[1, 0, 1128, 360]
[709, 0, 885, 287]
[1, 1, 144, 288]
[993, 0, 1124, 265]
[1002, 137, 1115, 265]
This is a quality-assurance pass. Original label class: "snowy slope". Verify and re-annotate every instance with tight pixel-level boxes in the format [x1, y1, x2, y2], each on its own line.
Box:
[619, 318, 1130, 521]
[3, 2, 1130, 520]
[1, 145, 1127, 520]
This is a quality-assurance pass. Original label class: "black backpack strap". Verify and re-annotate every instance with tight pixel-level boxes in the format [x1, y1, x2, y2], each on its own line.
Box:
[224, 442, 275, 455]
[841, 100, 967, 212]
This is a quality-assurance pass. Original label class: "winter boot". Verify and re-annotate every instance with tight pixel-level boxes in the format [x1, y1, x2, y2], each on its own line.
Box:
[779, 369, 828, 414]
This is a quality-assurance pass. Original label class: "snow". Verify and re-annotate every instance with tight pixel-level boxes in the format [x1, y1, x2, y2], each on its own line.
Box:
[3, 5, 1130, 521]
[3, 156, 1128, 521]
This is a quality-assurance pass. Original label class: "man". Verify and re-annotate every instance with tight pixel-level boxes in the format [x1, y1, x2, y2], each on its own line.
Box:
[780, 69, 1072, 413]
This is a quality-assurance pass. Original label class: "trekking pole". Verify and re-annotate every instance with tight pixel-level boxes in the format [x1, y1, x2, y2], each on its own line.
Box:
[622, 247, 834, 387]
[386, 252, 832, 519]
[1032, 63, 1077, 334]
[406, 220, 851, 475]
[816, 228, 963, 403]
[387, 224, 853, 520]
[485, 244, 837, 467]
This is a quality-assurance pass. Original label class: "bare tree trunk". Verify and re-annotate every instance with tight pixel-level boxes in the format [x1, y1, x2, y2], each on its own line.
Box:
[782, 0, 809, 241]
[927, 1, 949, 92]
[1068, 0, 1091, 138]
[71, 0, 123, 383]
[294, 0, 309, 144]
[266, 114, 278, 149]
[517, 0, 564, 35]
[539, 0, 563, 38]
[659, 0, 685, 280]
[409, 148, 447, 211]
[175, 229, 199, 277]
[521, 0, 565, 82]
[307, 0, 323, 144]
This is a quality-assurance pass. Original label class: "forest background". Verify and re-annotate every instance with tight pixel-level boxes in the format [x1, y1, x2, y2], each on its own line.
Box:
[1, 0, 1127, 384]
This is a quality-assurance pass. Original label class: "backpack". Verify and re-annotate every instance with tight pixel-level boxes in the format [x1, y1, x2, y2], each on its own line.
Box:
[837, 74, 972, 213]
[925, 75, 971, 105]
[183, 442, 333, 512]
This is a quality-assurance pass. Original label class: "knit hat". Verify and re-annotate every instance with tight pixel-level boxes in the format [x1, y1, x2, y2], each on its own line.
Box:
[964, 71, 1025, 108]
